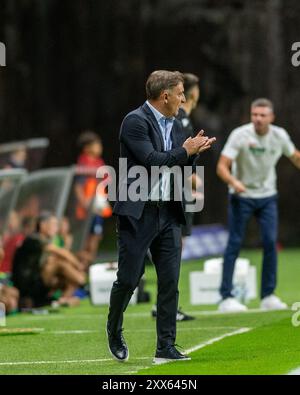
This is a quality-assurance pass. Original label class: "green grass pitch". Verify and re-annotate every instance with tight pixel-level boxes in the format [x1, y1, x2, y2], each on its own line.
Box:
[1, 249, 300, 375]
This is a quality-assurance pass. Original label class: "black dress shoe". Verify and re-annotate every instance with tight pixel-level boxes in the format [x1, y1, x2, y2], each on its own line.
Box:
[153, 345, 191, 365]
[106, 324, 129, 362]
[151, 305, 195, 322]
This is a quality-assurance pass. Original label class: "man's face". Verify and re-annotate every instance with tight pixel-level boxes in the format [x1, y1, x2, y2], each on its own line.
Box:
[41, 216, 59, 239]
[86, 141, 103, 158]
[164, 82, 186, 117]
[251, 106, 274, 135]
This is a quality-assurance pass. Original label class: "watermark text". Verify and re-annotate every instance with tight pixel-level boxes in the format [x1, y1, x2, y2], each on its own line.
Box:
[291, 302, 300, 327]
[0, 42, 6, 67]
[291, 42, 300, 67]
[96, 159, 205, 213]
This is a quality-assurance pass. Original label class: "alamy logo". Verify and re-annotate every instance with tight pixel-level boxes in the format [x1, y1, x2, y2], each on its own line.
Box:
[0, 42, 6, 66]
[95, 159, 205, 213]
[291, 42, 300, 67]
[291, 302, 300, 327]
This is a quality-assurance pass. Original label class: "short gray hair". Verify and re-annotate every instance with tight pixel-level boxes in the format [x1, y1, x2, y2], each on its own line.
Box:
[146, 70, 184, 100]
[251, 98, 274, 112]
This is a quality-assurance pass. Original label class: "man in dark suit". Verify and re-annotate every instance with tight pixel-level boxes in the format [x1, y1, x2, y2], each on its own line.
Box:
[151, 72, 202, 322]
[107, 70, 215, 364]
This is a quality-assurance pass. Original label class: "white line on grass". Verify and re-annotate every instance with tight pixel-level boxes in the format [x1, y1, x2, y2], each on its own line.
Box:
[20, 314, 100, 321]
[0, 357, 150, 367]
[0, 327, 240, 337]
[287, 367, 300, 375]
[185, 327, 251, 354]
[0, 358, 111, 366]
[129, 307, 288, 317]
[0, 330, 251, 369]
[127, 326, 242, 333]
[185, 308, 289, 316]
[18, 307, 289, 322]
[44, 327, 241, 335]
[131, 327, 252, 372]
[51, 330, 97, 334]
[70, 307, 278, 323]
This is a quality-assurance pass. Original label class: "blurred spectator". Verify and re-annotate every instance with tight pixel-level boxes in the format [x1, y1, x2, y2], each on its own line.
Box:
[12, 211, 86, 308]
[1, 217, 36, 274]
[53, 216, 93, 271]
[75, 130, 112, 260]
[0, 237, 19, 313]
[22, 216, 37, 236]
[177, 73, 203, 239]
[1, 211, 23, 273]
[18, 195, 40, 219]
[0, 285, 19, 314]
[53, 216, 73, 250]
[4, 211, 21, 238]
[2, 234, 24, 274]
[0, 238, 4, 265]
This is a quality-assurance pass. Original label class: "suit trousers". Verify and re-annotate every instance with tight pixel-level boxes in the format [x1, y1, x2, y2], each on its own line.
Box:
[107, 202, 182, 350]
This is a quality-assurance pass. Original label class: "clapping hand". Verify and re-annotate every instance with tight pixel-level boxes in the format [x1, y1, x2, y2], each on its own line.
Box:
[183, 130, 216, 156]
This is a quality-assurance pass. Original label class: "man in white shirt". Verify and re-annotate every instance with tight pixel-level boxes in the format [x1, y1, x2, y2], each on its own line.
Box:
[217, 98, 300, 312]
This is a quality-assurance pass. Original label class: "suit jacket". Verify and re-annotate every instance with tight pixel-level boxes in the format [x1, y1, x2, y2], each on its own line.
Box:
[113, 102, 195, 224]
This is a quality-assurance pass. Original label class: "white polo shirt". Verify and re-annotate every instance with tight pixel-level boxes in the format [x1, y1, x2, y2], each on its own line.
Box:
[222, 123, 296, 198]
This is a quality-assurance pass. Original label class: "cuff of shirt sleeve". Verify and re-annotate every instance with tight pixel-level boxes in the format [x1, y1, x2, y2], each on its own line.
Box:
[173, 146, 189, 164]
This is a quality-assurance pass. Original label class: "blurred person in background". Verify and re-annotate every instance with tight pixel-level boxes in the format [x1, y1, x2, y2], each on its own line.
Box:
[177, 73, 204, 238]
[53, 216, 92, 271]
[0, 283, 19, 314]
[12, 212, 86, 308]
[53, 216, 73, 250]
[18, 195, 40, 219]
[1, 216, 36, 274]
[217, 98, 300, 312]
[0, 238, 4, 263]
[4, 211, 21, 238]
[3, 145, 27, 169]
[75, 131, 112, 261]
[0, 237, 19, 313]
[1, 212, 23, 274]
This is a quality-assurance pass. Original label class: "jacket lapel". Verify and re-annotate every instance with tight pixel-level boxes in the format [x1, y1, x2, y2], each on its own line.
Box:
[171, 121, 181, 148]
[141, 103, 164, 150]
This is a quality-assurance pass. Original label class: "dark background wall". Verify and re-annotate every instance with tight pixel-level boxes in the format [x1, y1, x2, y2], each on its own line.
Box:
[0, 0, 300, 245]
